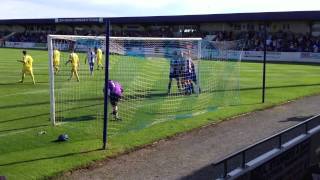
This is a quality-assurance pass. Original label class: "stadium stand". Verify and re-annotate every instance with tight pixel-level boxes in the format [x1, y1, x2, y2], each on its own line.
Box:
[204, 30, 320, 52]
[3, 27, 319, 52]
[1, 11, 320, 53]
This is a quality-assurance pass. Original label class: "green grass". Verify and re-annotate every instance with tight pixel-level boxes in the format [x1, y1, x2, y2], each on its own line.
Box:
[1, 48, 320, 179]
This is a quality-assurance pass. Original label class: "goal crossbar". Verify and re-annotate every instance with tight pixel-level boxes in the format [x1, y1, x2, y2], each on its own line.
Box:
[48, 35, 202, 41]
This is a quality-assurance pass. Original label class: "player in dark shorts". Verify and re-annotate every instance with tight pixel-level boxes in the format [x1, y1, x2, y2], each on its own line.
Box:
[107, 80, 123, 120]
[182, 56, 193, 95]
[180, 50, 201, 95]
[189, 58, 200, 93]
[167, 51, 182, 94]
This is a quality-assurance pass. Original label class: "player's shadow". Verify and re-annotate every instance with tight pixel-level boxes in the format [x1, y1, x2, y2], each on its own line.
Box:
[33, 81, 48, 84]
[0, 81, 47, 85]
[0, 97, 102, 110]
[123, 91, 187, 100]
[0, 124, 48, 134]
[0, 103, 102, 124]
[0, 101, 49, 110]
[279, 115, 315, 122]
[213, 102, 259, 107]
[61, 115, 97, 122]
[0, 82, 20, 85]
[0, 113, 50, 124]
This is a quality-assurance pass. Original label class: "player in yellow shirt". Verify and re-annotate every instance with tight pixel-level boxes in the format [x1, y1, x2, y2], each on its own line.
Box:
[95, 47, 103, 70]
[66, 50, 80, 82]
[17, 50, 35, 84]
[53, 47, 61, 74]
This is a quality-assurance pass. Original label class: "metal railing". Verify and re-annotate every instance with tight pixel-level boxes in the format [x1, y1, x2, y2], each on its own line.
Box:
[212, 114, 320, 179]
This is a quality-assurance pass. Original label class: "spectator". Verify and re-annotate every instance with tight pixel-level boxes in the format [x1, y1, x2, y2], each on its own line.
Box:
[2, 26, 320, 53]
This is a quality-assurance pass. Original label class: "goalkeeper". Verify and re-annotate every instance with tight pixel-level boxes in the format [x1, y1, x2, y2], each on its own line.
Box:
[106, 80, 123, 121]
[95, 47, 104, 70]
[66, 49, 80, 82]
[53, 47, 61, 74]
[17, 50, 35, 85]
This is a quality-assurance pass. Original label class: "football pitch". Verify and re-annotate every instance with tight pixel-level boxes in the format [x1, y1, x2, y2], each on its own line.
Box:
[1, 48, 320, 179]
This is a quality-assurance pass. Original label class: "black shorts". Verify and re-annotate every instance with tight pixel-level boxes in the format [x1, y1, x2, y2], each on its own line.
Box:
[184, 71, 193, 81]
[89, 62, 94, 70]
[191, 73, 197, 82]
[109, 93, 121, 106]
[169, 71, 179, 79]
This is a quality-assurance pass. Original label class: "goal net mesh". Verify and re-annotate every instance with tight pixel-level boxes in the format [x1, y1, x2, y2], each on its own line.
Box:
[49, 35, 243, 142]
[49, 36, 105, 149]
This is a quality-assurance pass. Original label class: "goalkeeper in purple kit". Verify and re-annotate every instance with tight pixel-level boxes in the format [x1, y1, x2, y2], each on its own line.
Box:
[107, 80, 123, 120]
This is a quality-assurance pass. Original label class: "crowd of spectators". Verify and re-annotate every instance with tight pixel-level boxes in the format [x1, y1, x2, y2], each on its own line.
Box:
[205, 30, 320, 53]
[5, 30, 97, 43]
[7, 32, 47, 43]
[0, 31, 11, 39]
[112, 30, 175, 38]
[111, 28, 205, 38]
[1, 28, 320, 53]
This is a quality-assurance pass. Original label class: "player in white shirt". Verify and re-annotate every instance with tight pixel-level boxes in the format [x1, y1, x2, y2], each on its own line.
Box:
[183, 50, 200, 95]
[85, 48, 96, 75]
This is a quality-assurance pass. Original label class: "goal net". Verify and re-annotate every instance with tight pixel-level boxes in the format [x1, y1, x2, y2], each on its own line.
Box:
[48, 35, 243, 142]
[200, 40, 244, 107]
[48, 35, 105, 149]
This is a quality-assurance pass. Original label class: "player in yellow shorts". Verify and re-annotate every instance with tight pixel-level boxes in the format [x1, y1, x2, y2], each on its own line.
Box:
[95, 47, 103, 70]
[53, 47, 61, 74]
[17, 50, 35, 84]
[66, 49, 80, 82]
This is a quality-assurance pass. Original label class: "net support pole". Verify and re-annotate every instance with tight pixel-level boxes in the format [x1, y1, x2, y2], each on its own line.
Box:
[262, 23, 267, 103]
[103, 19, 111, 150]
[48, 35, 56, 126]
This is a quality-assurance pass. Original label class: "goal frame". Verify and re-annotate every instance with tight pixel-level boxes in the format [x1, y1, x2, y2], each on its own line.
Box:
[48, 33, 202, 149]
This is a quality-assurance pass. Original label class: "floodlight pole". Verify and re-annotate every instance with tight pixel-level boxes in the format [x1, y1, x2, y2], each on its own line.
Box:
[103, 19, 111, 150]
[262, 22, 267, 103]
